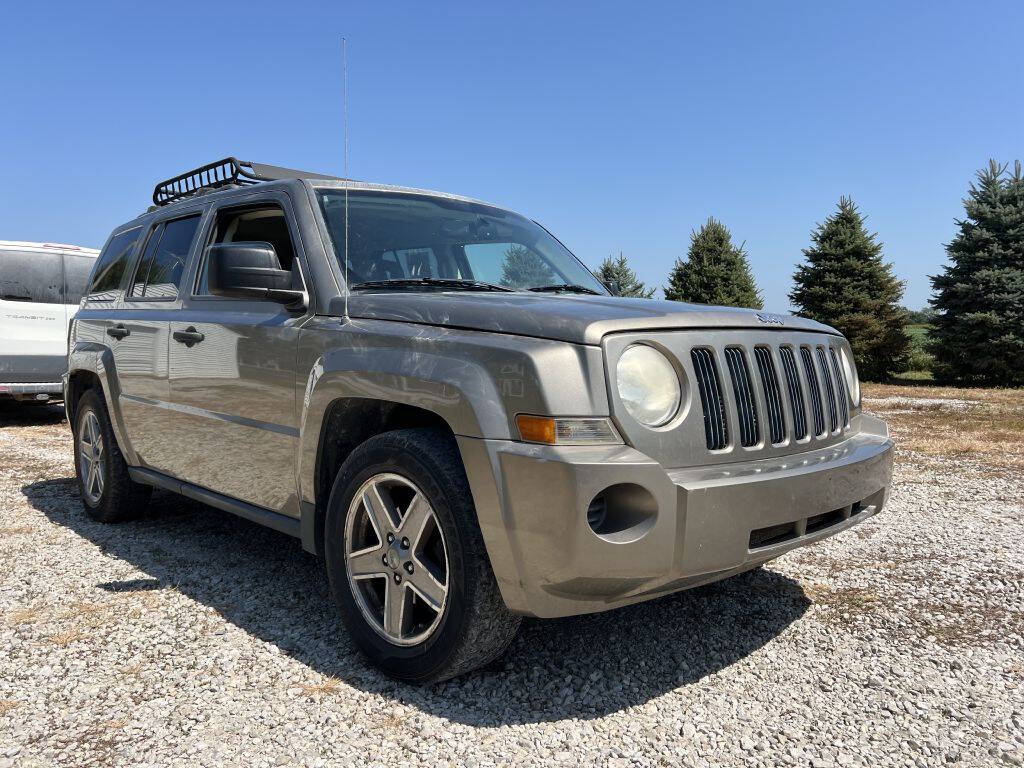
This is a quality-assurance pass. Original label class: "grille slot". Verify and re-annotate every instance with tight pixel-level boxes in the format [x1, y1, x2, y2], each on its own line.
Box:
[749, 522, 798, 549]
[780, 346, 807, 440]
[800, 346, 826, 436]
[753, 346, 786, 444]
[816, 346, 839, 432]
[829, 347, 850, 426]
[724, 347, 760, 447]
[805, 508, 847, 534]
[691, 348, 729, 450]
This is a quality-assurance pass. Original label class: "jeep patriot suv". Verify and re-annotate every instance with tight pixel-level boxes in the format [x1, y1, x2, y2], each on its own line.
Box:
[66, 158, 893, 681]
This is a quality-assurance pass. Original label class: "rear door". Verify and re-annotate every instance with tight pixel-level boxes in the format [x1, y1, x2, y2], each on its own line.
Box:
[108, 212, 204, 472]
[165, 195, 309, 514]
[0, 248, 66, 384]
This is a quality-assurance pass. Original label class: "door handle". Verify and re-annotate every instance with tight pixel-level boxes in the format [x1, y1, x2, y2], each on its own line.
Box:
[173, 327, 205, 347]
[106, 324, 130, 340]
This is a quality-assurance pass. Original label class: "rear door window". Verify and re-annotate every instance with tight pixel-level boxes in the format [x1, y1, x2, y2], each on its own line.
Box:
[129, 215, 201, 299]
[64, 254, 95, 305]
[87, 227, 142, 301]
[0, 250, 63, 304]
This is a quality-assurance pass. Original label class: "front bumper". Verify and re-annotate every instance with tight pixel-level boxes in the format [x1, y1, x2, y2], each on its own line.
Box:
[459, 414, 893, 618]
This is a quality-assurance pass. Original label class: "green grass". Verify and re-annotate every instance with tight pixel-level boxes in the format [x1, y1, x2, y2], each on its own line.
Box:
[907, 323, 930, 341]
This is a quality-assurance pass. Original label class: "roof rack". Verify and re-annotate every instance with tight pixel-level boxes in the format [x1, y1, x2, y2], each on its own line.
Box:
[152, 157, 341, 206]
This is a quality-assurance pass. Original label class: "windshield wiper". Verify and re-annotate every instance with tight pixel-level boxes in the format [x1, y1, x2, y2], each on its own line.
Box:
[351, 278, 513, 292]
[527, 284, 602, 295]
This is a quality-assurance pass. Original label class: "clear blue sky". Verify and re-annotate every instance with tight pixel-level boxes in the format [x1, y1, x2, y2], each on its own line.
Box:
[2, 0, 1021, 311]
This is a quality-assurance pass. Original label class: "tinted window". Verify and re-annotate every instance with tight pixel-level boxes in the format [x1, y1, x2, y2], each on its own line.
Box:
[197, 205, 300, 294]
[64, 254, 95, 304]
[88, 227, 141, 300]
[0, 250, 63, 304]
[130, 215, 200, 299]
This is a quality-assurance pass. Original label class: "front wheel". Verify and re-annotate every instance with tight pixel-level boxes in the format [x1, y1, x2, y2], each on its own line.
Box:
[325, 429, 520, 682]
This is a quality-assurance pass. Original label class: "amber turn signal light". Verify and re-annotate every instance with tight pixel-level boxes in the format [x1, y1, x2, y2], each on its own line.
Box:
[516, 414, 558, 444]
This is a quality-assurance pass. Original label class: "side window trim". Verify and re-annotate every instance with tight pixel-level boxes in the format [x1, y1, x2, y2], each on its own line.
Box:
[126, 222, 165, 301]
[124, 212, 203, 303]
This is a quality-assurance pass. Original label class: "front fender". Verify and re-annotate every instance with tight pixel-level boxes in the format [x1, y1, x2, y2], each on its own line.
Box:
[295, 317, 609, 506]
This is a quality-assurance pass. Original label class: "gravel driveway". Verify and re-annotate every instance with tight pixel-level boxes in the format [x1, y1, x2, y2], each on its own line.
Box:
[1, 391, 1021, 767]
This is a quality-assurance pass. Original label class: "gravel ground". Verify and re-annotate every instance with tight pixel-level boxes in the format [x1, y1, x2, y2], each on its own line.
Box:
[1, 395, 1022, 767]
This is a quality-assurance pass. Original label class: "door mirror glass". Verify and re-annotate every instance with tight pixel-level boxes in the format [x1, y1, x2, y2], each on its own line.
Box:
[206, 242, 305, 307]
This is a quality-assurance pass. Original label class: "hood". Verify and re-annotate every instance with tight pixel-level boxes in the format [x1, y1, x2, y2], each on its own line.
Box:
[337, 292, 838, 345]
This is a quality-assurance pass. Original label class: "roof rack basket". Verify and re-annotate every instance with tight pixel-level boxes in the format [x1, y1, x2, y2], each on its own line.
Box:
[152, 157, 339, 206]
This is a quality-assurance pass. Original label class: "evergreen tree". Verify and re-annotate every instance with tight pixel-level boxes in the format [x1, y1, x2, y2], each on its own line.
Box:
[929, 160, 1024, 386]
[664, 218, 763, 309]
[499, 244, 554, 288]
[596, 253, 655, 297]
[789, 197, 910, 381]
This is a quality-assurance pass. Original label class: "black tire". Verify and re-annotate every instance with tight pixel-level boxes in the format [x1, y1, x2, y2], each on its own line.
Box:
[73, 389, 151, 522]
[324, 428, 521, 682]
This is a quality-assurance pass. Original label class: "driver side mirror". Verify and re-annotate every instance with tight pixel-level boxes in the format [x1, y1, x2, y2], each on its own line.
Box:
[601, 278, 621, 296]
[206, 242, 305, 308]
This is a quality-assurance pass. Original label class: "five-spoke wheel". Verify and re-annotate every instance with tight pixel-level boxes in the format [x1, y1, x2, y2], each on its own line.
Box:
[345, 473, 449, 645]
[77, 409, 106, 504]
[325, 428, 521, 682]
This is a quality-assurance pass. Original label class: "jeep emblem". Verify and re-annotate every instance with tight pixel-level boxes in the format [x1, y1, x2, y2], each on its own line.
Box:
[756, 313, 785, 325]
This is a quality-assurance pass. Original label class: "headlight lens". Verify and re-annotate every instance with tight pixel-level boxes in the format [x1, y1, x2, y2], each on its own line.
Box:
[840, 347, 860, 406]
[615, 344, 681, 427]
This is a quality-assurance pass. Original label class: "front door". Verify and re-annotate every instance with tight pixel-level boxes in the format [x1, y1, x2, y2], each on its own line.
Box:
[165, 199, 308, 515]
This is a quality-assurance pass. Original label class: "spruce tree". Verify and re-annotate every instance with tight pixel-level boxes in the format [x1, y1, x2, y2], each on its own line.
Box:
[596, 253, 655, 297]
[499, 244, 555, 288]
[789, 197, 910, 381]
[664, 218, 763, 309]
[929, 160, 1024, 386]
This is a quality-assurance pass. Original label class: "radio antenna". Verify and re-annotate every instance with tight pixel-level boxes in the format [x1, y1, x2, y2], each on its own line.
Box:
[342, 36, 351, 323]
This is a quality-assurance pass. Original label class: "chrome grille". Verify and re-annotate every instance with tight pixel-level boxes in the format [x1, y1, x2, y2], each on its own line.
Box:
[753, 346, 786, 445]
[724, 347, 760, 447]
[691, 348, 728, 450]
[801, 346, 826, 436]
[779, 346, 807, 440]
[829, 347, 850, 427]
[816, 346, 839, 433]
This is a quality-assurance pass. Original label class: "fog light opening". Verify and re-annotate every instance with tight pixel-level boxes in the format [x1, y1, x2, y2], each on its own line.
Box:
[586, 483, 657, 543]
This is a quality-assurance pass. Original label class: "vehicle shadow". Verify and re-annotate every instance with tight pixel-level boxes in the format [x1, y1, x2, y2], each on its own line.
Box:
[0, 400, 65, 427]
[24, 477, 811, 726]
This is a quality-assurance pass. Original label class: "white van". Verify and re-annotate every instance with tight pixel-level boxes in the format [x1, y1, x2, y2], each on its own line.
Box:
[1, 241, 99, 401]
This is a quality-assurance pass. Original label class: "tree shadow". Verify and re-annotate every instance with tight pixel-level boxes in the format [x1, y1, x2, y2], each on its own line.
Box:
[0, 400, 65, 427]
[24, 477, 810, 726]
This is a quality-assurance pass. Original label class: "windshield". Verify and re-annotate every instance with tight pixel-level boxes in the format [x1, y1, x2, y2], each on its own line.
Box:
[316, 189, 606, 293]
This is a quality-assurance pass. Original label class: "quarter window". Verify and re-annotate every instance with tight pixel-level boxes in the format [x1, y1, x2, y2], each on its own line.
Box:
[87, 227, 142, 301]
[129, 215, 201, 299]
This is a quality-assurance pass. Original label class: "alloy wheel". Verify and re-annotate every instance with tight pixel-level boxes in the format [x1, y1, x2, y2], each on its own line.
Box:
[344, 473, 449, 646]
[78, 410, 105, 504]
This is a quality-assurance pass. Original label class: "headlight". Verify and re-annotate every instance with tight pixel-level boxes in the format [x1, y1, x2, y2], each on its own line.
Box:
[840, 347, 860, 406]
[615, 344, 681, 427]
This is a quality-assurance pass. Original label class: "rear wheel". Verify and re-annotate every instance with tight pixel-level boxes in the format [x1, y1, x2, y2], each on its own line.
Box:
[74, 390, 151, 522]
[325, 429, 520, 682]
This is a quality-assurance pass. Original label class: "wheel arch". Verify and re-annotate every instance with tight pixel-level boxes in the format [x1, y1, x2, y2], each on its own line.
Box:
[304, 397, 458, 557]
[66, 344, 137, 464]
